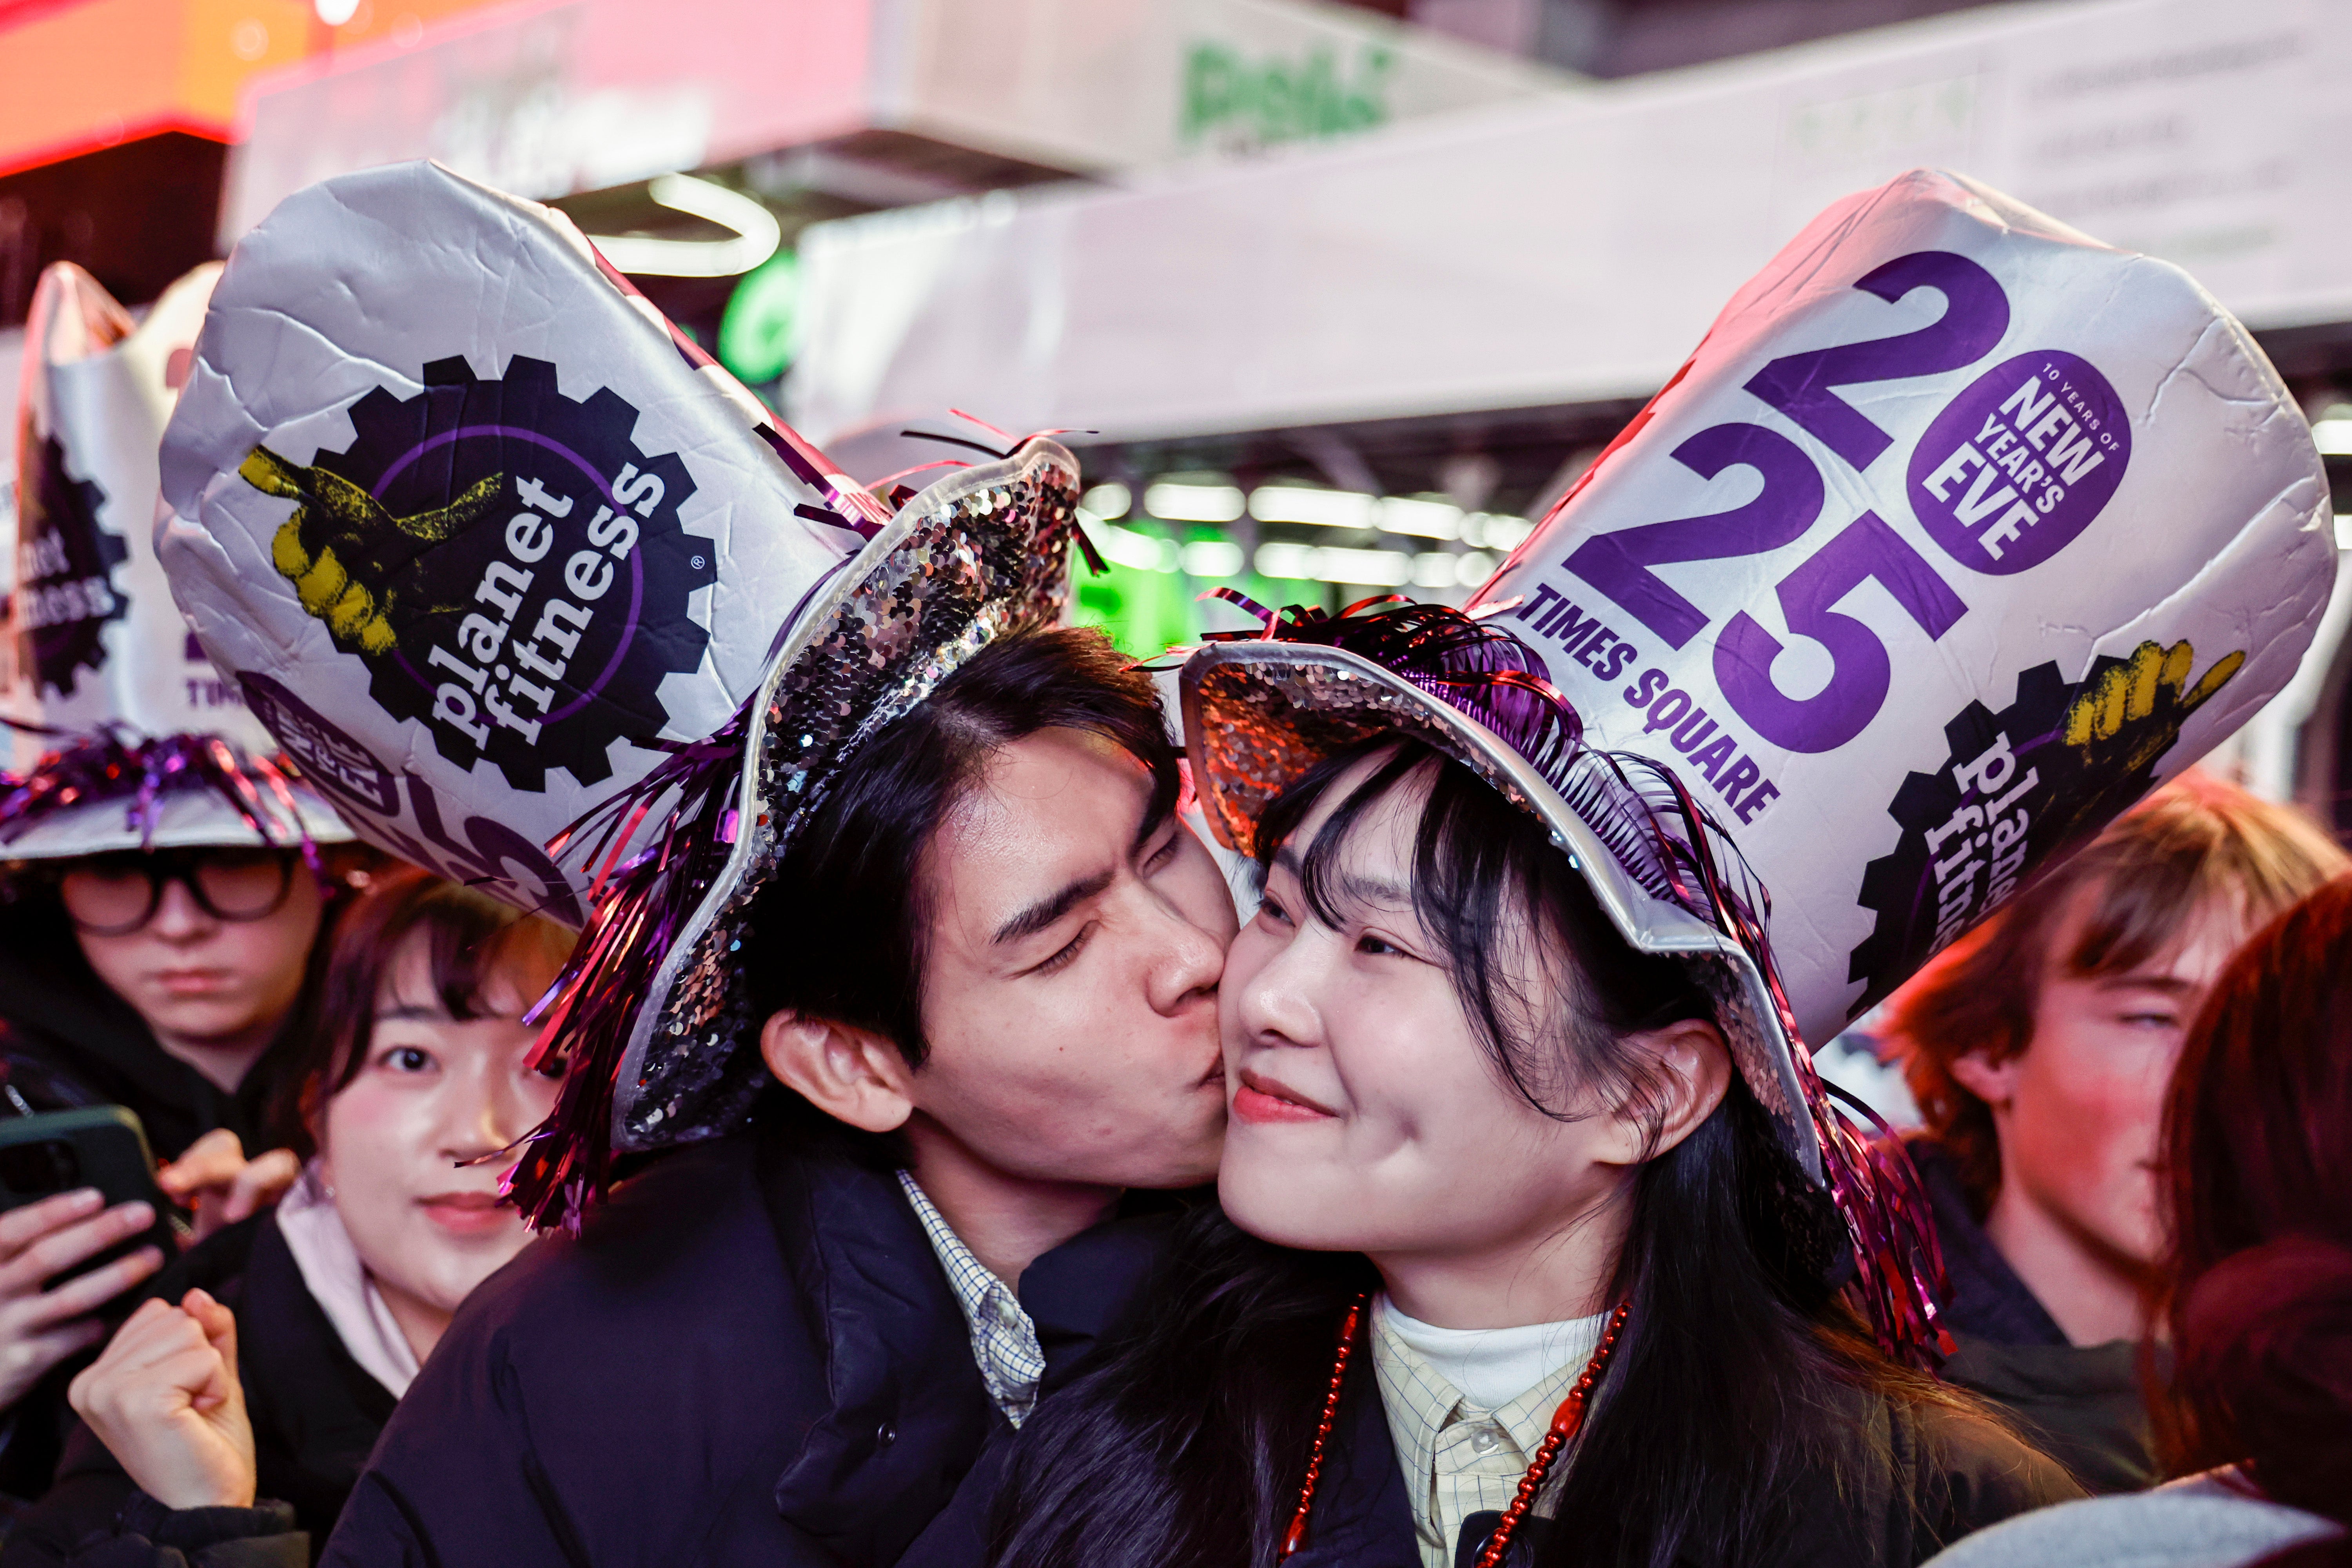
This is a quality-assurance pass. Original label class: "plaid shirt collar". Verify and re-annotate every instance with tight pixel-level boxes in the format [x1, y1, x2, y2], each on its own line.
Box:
[898, 1170, 1047, 1427]
[1370, 1298, 1604, 1568]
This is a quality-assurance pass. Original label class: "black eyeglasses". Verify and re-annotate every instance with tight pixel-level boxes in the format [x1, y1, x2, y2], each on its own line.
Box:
[55, 847, 300, 937]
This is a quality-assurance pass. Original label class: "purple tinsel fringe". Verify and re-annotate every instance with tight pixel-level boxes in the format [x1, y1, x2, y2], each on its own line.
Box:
[0, 724, 322, 879]
[502, 704, 753, 1233]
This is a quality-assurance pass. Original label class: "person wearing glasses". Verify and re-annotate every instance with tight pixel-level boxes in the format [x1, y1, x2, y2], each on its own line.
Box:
[0, 729, 362, 1503]
[0, 251, 365, 1504]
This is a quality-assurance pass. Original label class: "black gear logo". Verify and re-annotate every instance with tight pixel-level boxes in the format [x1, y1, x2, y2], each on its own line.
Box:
[16, 434, 129, 699]
[1846, 641, 2242, 1022]
[240, 356, 717, 792]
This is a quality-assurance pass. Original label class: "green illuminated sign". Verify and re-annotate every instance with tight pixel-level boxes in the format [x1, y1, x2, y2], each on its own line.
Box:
[1181, 41, 1393, 148]
[718, 248, 800, 387]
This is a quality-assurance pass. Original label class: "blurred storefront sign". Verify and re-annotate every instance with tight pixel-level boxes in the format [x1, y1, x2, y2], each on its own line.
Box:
[788, 0, 2352, 447]
[0, 0, 512, 324]
[220, 0, 1573, 243]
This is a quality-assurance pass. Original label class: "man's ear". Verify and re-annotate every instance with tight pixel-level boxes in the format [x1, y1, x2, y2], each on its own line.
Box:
[1592, 1017, 1733, 1169]
[1948, 1047, 2023, 1112]
[759, 1011, 917, 1134]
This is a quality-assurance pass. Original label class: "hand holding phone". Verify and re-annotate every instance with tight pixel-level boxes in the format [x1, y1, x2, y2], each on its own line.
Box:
[0, 1188, 166, 1410]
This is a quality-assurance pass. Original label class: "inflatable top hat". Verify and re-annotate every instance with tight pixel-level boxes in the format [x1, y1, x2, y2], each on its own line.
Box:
[1179, 170, 2332, 1363]
[158, 162, 1090, 1227]
[2, 261, 347, 861]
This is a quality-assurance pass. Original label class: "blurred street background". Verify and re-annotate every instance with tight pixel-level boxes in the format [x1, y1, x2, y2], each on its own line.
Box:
[4, 0, 2350, 870]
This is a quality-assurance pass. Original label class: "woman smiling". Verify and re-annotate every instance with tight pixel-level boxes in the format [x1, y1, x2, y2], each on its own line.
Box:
[2, 869, 571, 1563]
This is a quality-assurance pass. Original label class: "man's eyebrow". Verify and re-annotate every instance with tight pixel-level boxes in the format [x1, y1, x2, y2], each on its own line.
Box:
[993, 869, 1116, 947]
[2093, 973, 2198, 995]
[1131, 792, 1174, 857]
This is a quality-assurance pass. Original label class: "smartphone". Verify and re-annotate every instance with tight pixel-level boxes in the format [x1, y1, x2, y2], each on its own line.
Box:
[0, 1106, 179, 1314]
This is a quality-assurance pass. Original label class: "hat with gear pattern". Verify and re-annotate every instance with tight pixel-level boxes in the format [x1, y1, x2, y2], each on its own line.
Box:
[4, 260, 348, 863]
[155, 162, 1090, 1228]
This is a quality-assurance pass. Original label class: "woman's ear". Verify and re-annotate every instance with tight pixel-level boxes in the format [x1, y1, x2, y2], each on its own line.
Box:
[1594, 1017, 1733, 1167]
[758, 1011, 917, 1134]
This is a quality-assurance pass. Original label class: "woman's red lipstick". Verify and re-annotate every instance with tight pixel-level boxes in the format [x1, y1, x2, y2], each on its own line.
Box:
[1232, 1068, 1337, 1124]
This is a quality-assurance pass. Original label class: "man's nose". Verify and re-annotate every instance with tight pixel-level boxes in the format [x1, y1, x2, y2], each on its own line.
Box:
[1146, 895, 1229, 1016]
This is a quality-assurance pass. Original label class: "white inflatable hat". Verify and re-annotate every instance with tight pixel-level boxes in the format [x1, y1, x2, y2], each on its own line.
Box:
[2, 261, 347, 859]
[158, 162, 1089, 1225]
[1463, 167, 2332, 1051]
[1181, 168, 2331, 1361]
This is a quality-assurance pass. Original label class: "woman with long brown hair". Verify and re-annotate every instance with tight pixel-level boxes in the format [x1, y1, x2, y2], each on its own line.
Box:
[1925, 876, 2352, 1567]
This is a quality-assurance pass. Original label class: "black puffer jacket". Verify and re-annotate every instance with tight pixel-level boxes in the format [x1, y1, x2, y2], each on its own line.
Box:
[0, 1212, 394, 1567]
[315, 1132, 1174, 1568]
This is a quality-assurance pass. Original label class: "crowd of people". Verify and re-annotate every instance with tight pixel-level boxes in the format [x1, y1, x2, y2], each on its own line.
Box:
[0, 158, 2343, 1568]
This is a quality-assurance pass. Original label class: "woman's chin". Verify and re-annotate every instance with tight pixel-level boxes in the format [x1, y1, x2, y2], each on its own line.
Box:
[1216, 1165, 1365, 1253]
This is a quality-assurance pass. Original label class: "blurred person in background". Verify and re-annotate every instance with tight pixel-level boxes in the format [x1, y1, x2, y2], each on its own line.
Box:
[0, 252, 368, 1505]
[0, 867, 571, 1565]
[0, 735, 365, 1505]
[1920, 873, 2352, 1568]
[1885, 775, 2344, 1492]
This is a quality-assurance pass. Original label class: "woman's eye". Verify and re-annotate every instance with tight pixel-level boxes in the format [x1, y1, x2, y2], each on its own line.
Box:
[2120, 1011, 2179, 1031]
[1257, 895, 1294, 928]
[1356, 933, 1403, 958]
[1142, 827, 1180, 870]
[384, 1045, 435, 1073]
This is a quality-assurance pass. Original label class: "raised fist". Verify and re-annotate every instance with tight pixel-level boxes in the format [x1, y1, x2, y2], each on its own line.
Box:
[241, 444, 502, 657]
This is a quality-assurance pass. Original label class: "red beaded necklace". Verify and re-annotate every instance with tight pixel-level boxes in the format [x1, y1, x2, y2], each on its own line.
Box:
[1278, 1296, 1633, 1568]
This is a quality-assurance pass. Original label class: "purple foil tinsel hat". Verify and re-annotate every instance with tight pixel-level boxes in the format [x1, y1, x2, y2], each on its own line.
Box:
[1179, 595, 1954, 1367]
[0, 726, 341, 865]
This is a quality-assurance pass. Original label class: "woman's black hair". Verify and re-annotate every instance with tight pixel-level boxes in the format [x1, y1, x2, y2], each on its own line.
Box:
[991, 735, 1970, 1568]
[737, 623, 1180, 1167]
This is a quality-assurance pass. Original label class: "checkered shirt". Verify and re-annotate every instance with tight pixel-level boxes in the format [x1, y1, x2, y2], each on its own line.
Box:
[1370, 1301, 1605, 1568]
[898, 1170, 1047, 1427]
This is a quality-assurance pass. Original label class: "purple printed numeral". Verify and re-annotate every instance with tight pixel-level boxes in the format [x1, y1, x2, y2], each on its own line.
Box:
[1561, 423, 1824, 650]
[1742, 251, 2011, 472]
[1715, 510, 1968, 754]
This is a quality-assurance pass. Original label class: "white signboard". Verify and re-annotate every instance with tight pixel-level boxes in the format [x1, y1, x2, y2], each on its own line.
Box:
[789, 0, 2352, 445]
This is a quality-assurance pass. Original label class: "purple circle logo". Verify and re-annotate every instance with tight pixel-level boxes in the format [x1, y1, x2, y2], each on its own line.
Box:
[1907, 351, 2129, 576]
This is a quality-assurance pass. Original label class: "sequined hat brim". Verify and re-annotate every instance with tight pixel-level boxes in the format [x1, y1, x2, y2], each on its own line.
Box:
[606, 439, 1083, 1154]
[1180, 642, 1820, 1185]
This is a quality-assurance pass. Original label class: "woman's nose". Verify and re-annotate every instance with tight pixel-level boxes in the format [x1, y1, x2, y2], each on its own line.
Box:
[1237, 930, 1328, 1051]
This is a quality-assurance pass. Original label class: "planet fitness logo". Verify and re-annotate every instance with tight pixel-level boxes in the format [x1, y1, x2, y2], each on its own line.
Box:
[240, 356, 717, 792]
[1847, 638, 2243, 1020]
[15, 434, 129, 699]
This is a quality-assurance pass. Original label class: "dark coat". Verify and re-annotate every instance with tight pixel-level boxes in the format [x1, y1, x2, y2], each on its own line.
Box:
[0, 1211, 392, 1568]
[318, 1132, 1172, 1568]
[0, 912, 293, 1167]
[1282, 1355, 2084, 1568]
[0, 916, 307, 1508]
[1911, 1135, 2158, 1494]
